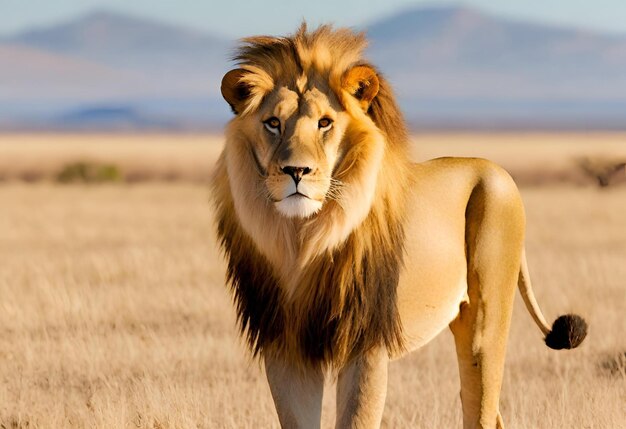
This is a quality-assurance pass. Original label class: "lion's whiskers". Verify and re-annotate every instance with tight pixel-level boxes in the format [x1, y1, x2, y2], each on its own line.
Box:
[255, 182, 274, 202]
[325, 178, 346, 210]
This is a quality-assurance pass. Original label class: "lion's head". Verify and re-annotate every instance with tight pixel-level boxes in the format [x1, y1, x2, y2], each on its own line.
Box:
[222, 59, 381, 219]
[213, 25, 411, 367]
[217, 24, 410, 272]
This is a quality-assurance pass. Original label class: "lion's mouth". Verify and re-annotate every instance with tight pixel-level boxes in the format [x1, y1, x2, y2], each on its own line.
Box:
[288, 192, 312, 199]
[273, 191, 315, 202]
[273, 191, 323, 218]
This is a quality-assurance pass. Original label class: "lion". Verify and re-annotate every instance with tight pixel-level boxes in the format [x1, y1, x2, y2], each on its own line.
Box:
[212, 24, 588, 429]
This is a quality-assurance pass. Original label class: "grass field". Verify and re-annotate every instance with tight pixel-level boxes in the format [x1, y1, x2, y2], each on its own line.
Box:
[0, 134, 625, 428]
[1, 132, 625, 185]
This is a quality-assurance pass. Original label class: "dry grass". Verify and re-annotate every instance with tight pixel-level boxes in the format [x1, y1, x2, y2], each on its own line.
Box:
[0, 134, 625, 428]
[0, 134, 223, 183]
[1, 132, 625, 186]
[410, 132, 626, 186]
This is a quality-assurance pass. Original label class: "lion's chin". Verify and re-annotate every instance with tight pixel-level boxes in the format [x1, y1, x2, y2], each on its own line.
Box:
[274, 194, 323, 218]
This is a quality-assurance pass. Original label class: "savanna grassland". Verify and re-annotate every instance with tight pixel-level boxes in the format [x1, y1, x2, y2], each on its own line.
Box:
[0, 133, 625, 428]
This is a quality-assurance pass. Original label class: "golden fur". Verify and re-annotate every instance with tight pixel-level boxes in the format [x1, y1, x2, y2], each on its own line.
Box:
[213, 24, 587, 428]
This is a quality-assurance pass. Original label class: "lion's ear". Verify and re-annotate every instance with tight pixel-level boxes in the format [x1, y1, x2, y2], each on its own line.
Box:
[221, 69, 251, 115]
[341, 65, 380, 111]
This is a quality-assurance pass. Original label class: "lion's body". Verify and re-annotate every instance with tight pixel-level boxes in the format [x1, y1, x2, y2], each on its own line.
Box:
[213, 25, 587, 429]
[397, 158, 523, 355]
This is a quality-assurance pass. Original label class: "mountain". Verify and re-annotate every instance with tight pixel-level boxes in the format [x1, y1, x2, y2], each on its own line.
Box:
[365, 5, 626, 127]
[369, 6, 626, 91]
[1, 10, 233, 129]
[2, 6, 626, 130]
[0, 43, 151, 101]
[55, 106, 180, 131]
[7, 10, 232, 93]
[11, 10, 229, 72]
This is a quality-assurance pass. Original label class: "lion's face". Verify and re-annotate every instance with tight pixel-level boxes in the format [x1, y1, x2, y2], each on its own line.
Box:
[222, 65, 381, 219]
[253, 83, 350, 218]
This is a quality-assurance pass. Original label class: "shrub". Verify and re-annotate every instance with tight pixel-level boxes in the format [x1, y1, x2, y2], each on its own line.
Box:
[56, 161, 122, 183]
[577, 157, 626, 188]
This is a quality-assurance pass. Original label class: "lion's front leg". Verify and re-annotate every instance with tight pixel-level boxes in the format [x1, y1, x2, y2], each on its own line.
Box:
[336, 347, 389, 429]
[265, 356, 324, 429]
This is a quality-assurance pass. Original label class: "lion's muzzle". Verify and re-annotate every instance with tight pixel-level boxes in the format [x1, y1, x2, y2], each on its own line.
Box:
[268, 165, 327, 218]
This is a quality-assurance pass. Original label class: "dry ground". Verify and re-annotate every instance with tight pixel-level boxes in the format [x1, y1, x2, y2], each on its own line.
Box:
[1, 132, 625, 185]
[0, 134, 625, 428]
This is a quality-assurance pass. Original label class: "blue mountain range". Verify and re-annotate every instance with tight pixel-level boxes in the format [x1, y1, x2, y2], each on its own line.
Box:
[1, 6, 625, 130]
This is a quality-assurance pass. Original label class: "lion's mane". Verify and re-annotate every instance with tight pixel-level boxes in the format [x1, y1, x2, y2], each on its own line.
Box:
[212, 25, 413, 369]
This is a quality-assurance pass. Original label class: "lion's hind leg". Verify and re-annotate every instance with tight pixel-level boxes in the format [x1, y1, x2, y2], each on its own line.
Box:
[450, 299, 510, 429]
[449, 172, 525, 429]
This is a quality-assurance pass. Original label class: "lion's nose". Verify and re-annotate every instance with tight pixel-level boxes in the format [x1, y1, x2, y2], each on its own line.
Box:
[281, 166, 312, 185]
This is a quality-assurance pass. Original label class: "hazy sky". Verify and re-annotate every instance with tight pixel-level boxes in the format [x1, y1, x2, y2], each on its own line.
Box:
[1, 0, 625, 37]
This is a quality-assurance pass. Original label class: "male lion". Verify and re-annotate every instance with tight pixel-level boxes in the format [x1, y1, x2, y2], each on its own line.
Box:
[212, 24, 587, 429]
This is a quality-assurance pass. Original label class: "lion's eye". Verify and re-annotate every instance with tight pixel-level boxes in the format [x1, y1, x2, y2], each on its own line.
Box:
[318, 117, 333, 130]
[263, 117, 281, 134]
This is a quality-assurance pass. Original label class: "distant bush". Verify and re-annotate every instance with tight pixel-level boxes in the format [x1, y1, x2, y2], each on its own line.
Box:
[56, 161, 122, 183]
[576, 157, 626, 188]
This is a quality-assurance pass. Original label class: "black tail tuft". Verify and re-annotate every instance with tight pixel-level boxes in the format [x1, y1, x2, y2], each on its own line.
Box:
[545, 314, 588, 350]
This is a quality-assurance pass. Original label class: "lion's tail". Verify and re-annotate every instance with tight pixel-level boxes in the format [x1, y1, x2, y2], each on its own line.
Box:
[518, 249, 588, 350]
